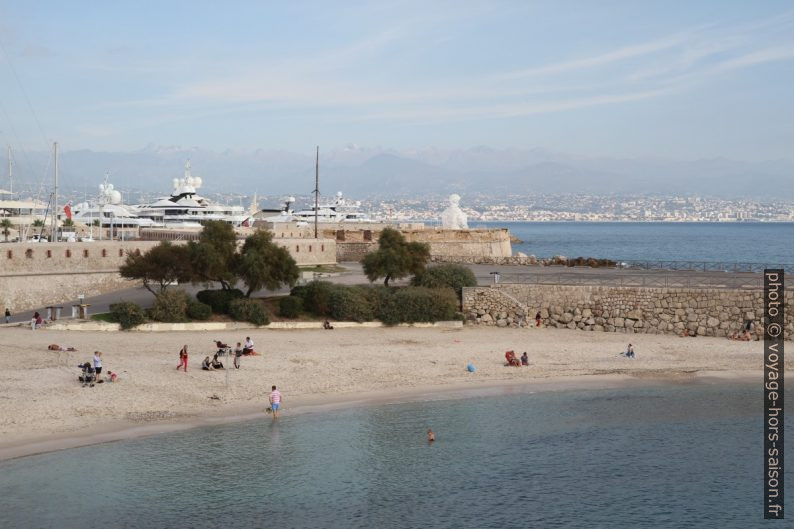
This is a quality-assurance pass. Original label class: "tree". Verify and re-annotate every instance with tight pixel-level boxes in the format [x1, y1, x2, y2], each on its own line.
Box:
[236, 230, 299, 297]
[120, 241, 193, 296]
[0, 219, 12, 242]
[362, 227, 430, 286]
[186, 221, 239, 289]
[32, 219, 45, 227]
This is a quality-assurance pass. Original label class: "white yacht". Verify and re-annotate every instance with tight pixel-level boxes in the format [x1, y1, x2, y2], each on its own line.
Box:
[72, 181, 157, 228]
[291, 192, 375, 223]
[128, 161, 251, 228]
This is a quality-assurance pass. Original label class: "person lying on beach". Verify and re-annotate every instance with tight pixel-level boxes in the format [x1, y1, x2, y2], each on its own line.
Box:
[211, 353, 224, 370]
[202, 356, 214, 371]
[47, 344, 77, 351]
[521, 352, 529, 366]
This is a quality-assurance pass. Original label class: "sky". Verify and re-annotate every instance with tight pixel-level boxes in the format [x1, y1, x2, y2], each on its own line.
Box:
[1, 0, 793, 161]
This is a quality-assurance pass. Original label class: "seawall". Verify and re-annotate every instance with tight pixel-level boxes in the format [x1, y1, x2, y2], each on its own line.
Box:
[463, 284, 793, 340]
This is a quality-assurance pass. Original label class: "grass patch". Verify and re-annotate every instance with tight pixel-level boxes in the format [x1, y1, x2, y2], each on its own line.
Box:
[90, 313, 118, 323]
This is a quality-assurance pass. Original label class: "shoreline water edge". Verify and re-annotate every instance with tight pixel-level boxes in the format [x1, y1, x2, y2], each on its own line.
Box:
[0, 325, 771, 461]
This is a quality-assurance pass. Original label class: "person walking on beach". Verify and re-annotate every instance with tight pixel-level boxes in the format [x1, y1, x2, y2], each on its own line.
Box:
[234, 342, 243, 369]
[4, 308, 10, 324]
[535, 311, 542, 327]
[269, 385, 282, 420]
[93, 351, 103, 377]
[177, 345, 188, 372]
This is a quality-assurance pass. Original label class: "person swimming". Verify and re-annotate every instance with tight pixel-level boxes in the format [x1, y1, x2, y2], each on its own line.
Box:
[427, 429, 435, 443]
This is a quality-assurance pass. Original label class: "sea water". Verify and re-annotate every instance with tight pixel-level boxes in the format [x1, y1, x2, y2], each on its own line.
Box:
[0, 382, 788, 529]
[470, 221, 794, 265]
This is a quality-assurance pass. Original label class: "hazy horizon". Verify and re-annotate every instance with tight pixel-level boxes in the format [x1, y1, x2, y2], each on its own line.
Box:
[1, 1, 793, 164]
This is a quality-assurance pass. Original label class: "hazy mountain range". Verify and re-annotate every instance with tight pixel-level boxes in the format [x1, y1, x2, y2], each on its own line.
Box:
[2, 145, 793, 200]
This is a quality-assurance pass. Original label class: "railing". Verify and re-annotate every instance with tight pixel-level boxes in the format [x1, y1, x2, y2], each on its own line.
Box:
[497, 272, 793, 290]
[614, 260, 793, 274]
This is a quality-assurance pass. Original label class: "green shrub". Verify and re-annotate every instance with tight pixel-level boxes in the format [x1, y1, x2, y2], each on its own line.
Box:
[289, 284, 308, 300]
[301, 281, 336, 316]
[109, 301, 146, 330]
[377, 287, 458, 325]
[328, 287, 375, 322]
[186, 300, 212, 320]
[196, 288, 244, 314]
[412, 264, 477, 300]
[229, 298, 269, 326]
[278, 296, 303, 318]
[150, 289, 190, 322]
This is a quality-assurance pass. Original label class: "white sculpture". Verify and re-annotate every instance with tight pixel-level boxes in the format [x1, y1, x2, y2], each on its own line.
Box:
[440, 193, 468, 229]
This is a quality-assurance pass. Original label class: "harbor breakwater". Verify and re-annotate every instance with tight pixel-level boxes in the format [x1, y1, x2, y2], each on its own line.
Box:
[463, 284, 793, 339]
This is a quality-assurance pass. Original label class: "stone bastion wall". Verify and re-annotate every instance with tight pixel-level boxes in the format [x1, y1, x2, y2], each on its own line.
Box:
[1, 237, 336, 312]
[462, 284, 793, 340]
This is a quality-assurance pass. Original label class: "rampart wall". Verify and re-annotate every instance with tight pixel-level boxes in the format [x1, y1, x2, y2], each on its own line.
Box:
[463, 284, 793, 340]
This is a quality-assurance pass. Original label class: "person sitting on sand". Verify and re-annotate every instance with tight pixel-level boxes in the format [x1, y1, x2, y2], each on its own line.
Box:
[202, 356, 213, 371]
[740, 330, 752, 341]
[624, 344, 635, 358]
[242, 337, 254, 355]
[505, 350, 521, 367]
[323, 319, 334, 330]
[521, 352, 529, 366]
[211, 353, 224, 369]
[427, 429, 435, 443]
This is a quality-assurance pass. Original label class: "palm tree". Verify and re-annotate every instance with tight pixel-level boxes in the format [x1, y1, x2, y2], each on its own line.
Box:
[32, 219, 45, 228]
[0, 218, 12, 242]
[62, 219, 75, 228]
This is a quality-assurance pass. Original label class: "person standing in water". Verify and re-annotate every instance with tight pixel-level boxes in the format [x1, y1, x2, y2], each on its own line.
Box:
[269, 385, 282, 420]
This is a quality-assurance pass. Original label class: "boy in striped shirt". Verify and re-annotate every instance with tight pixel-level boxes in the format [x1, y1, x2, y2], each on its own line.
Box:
[269, 385, 282, 420]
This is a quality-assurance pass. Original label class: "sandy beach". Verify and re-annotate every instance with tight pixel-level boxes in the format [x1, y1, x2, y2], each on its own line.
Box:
[0, 325, 772, 459]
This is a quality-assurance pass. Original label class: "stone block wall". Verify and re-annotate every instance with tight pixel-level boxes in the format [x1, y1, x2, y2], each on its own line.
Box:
[463, 284, 793, 340]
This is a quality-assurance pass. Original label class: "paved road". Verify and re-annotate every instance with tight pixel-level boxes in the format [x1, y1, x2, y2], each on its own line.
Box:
[6, 261, 787, 324]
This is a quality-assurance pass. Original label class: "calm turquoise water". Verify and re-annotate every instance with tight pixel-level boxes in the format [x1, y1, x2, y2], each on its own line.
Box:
[470, 221, 794, 265]
[0, 382, 787, 528]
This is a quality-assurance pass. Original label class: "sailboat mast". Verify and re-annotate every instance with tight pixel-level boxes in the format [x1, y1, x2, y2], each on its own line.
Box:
[7, 145, 11, 193]
[314, 145, 319, 239]
[51, 142, 59, 240]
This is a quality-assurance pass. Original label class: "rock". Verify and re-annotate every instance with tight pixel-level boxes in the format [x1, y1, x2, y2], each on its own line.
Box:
[627, 309, 642, 320]
[540, 308, 549, 319]
[566, 322, 576, 329]
[481, 314, 493, 323]
[745, 311, 755, 321]
[582, 308, 592, 318]
[614, 317, 625, 328]
[516, 251, 527, 257]
[697, 326, 706, 336]
[605, 325, 615, 332]
[496, 319, 508, 327]
[707, 317, 719, 328]
[560, 312, 574, 323]
[593, 324, 605, 332]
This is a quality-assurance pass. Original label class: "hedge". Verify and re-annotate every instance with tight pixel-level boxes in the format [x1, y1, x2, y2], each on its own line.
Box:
[229, 298, 269, 326]
[187, 300, 213, 320]
[196, 289, 244, 314]
[109, 301, 146, 330]
[412, 264, 476, 299]
[150, 290, 190, 322]
[278, 296, 303, 319]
